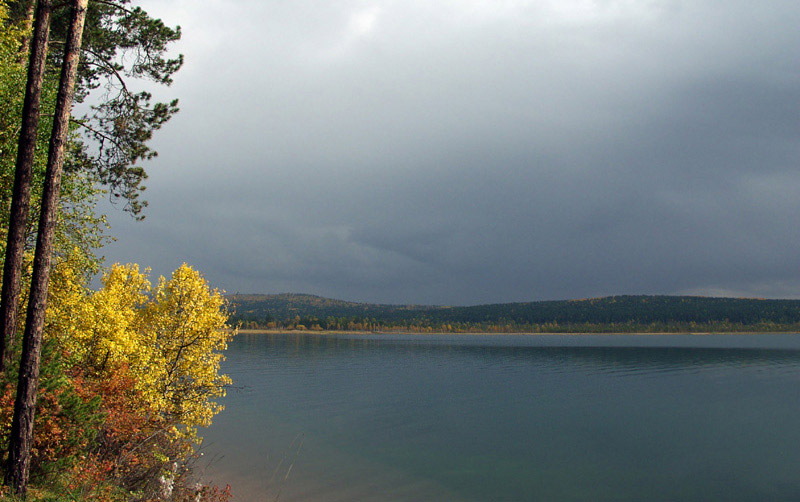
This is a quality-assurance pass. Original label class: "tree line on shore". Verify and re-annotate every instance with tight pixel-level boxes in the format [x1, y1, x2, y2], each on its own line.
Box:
[231, 294, 800, 333]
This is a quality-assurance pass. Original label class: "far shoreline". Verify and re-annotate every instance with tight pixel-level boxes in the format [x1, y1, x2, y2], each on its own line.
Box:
[234, 329, 800, 336]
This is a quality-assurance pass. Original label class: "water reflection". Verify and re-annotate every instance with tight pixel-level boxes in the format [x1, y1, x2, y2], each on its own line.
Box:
[206, 332, 800, 502]
[232, 332, 800, 377]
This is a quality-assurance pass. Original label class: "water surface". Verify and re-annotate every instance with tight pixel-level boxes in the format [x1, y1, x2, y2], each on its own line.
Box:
[201, 333, 800, 501]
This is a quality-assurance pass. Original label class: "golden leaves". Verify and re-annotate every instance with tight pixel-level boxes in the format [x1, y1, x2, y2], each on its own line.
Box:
[46, 260, 233, 441]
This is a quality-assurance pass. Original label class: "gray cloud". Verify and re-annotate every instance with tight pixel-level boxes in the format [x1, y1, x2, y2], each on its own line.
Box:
[99, 0, 800, 304]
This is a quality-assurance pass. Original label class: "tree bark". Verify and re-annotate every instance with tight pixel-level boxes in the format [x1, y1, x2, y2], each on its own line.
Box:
[17, 1, 37, 64]
[5, 0, 89, 495]
[0, 0, 52, 373]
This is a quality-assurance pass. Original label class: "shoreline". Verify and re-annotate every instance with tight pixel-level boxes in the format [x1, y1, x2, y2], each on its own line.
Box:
[235, 329, 800, 336]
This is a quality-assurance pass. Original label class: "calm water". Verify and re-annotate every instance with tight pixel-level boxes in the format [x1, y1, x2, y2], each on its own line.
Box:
[200, 333, 800, 501]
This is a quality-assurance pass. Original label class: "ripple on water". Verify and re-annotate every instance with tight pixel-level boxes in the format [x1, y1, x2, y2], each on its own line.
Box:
[204, 333, 800, 502]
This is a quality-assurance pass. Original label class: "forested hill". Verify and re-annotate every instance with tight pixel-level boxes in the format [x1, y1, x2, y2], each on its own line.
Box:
[229, 293, 439, 320]
[228, 294, 800, 332]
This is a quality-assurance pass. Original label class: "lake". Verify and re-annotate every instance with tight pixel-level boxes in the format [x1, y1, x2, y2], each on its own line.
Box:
[200, 332, 800, 501]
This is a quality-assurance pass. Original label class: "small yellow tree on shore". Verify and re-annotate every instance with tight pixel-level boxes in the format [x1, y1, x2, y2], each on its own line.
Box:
[48, 261, 232, 441]
[142, 264, 231, 435]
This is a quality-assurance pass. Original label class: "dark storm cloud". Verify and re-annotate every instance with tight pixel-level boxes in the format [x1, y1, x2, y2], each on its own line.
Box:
[101, 0, 800, 304]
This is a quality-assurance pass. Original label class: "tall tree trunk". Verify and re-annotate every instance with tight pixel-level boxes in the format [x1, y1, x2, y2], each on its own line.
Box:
[0, 0, 52, 373]
[5, 0, 88, 495]
[17, 0, 37, 64]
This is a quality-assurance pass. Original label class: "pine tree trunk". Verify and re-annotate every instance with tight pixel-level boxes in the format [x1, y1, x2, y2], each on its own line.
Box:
[5, 0, 89, 495]
[17, 1, 38, 64]
[0, 0, 52, 373]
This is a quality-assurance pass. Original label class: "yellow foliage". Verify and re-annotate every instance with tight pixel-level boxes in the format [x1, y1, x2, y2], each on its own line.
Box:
[140, 264, 231, 431]
[47, 260, 233, 441]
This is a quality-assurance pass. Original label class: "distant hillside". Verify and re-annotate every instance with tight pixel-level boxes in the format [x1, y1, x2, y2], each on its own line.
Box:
[229, 293, 438, 320]
[227, 294, 800, 332]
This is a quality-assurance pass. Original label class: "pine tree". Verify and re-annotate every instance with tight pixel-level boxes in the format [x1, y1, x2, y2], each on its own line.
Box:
[0, 0, 52, 372]
[5, 0, 88, 493]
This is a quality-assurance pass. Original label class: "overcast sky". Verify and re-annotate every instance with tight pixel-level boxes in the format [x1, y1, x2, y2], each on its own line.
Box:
[97, 0, 800, 305]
